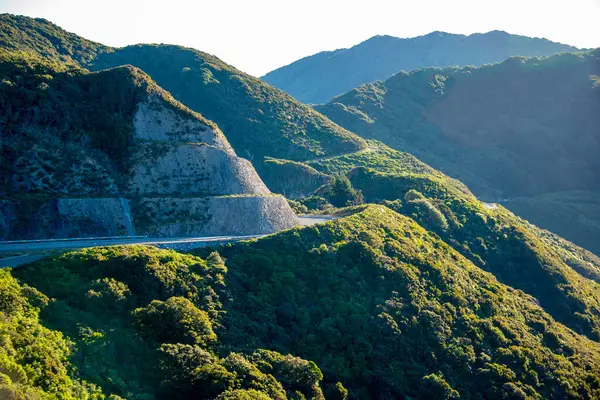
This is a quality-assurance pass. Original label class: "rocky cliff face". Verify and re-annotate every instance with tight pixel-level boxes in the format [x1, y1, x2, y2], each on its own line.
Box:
[129, 143, 269, 196]
[0, 56, 298, 239]
[0, 195, 297, 239]
[132, 195, 297, 237]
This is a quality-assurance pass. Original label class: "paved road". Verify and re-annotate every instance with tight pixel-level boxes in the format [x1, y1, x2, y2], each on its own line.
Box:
[0, 235, 266, 254]
[298, 215, 337, 225]
[0, 215, 338, 268]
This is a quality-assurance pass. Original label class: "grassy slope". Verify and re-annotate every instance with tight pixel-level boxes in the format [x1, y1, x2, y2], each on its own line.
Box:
[204, 205, 600, 399]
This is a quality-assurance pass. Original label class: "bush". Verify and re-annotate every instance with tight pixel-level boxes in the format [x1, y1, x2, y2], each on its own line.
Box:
[326, 175, 363, 207]
[132, 296, 216, 346]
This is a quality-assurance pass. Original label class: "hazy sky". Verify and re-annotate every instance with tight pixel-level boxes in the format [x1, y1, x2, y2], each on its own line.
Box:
[2, 0, 599, 76]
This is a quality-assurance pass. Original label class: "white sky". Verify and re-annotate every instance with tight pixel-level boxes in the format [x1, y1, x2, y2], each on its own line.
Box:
[1, 0, 599, 76]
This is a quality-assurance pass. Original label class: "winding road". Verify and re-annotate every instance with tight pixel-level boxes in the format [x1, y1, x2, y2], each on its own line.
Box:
[0, 215, 337, 268]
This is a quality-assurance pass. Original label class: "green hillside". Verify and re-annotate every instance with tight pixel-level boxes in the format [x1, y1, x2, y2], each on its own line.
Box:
[0, 13, 109, 65]
[6, 246, 330, 399]
[4, 207, 600, 399]
[89, 44, 367, 163]
[199, 205, 600, 399]
[316, 51, 600, 254]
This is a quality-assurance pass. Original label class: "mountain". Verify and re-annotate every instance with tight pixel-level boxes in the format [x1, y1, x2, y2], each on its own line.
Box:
[3, 205, 600, 399]
[0, 49, 297, 239]
[89, 45, 366, 164]
[0, 13, 368, 173]
[316, 50, 600, 254]
[4, 13, 600, 400]
[262, 31, 580, 104]
[0, 13, 109, 65]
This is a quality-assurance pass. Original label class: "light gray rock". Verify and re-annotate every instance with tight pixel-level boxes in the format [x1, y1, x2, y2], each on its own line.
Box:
[128, 143, 270, 196]
[133, 94, 233, 153]
[132, 195, 298, 237]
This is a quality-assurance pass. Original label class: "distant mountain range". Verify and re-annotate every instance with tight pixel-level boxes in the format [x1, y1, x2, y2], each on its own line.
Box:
[262, 31, 580, 104]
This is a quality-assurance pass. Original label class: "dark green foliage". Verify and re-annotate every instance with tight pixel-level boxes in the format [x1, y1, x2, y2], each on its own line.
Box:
[323, 175, 363, 207]
[350, 169, 600, 341]
[10, 246, 327, 399]
[419, 373, 459, 400]
[259, 157, 328, 198]
[317, 50, 600, 254]
[133, 297, 217, 346]
[298, 196, 332, 213]
[262, 30, 578, 104]
[0, 269, 101, 398]
[206, 206, 600, 399]
[0, 13, 110, 65]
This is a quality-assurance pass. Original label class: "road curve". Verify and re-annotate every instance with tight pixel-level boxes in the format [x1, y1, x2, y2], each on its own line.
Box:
[0, 215, 339, 268]
[0, 235, 266, 254]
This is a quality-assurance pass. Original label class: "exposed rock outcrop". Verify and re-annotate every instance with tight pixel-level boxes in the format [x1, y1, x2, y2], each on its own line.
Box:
[0, 59, 298, 239]
[0, 198, 129, 239]
[128, 143, 269, 196]
[133, 94, 232, 153]
[132, 195, 298, 237]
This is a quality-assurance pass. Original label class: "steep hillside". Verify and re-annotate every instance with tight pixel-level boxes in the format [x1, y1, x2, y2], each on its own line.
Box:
[200, 205, 600, 399]
[317, 51, 600, 253]
[347, 169, 600, 338]
[6, 207, 600, 399]
[0, 13, 110, 65]
[0, 14, 367, 170]
[6, 246, 330, 399]
[0, 49, 297, 239]
[262, 31, 579, 104]
[89, 44, 367, 163]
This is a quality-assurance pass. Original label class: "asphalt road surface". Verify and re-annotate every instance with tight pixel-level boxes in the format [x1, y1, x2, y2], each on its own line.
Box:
[0, 215, 337, 268]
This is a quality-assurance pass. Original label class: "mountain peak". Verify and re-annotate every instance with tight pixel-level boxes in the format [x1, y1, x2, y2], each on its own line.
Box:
[262, 30, 579, 104]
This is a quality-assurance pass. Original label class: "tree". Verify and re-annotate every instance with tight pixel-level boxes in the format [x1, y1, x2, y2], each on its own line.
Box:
[326, 175, 363, 208]
[132, 296, 216, 346]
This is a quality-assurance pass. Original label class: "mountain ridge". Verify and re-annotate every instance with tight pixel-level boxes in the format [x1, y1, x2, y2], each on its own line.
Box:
[262, 30, 580, 104]
[0, 47, 298, 239]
